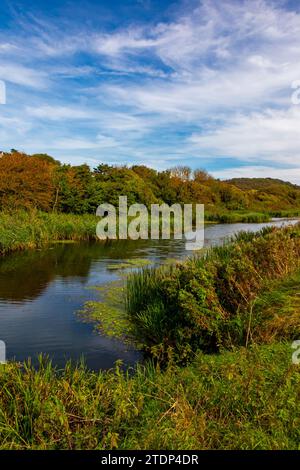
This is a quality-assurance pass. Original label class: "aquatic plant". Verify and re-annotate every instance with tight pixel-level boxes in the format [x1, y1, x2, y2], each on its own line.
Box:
[106, 259, 153, 271]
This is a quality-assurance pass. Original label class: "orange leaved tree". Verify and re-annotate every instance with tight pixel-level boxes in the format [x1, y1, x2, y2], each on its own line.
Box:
[0, 152, 55, 211]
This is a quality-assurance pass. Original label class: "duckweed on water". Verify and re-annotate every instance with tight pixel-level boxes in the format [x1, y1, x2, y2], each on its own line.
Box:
[106, 258, 153, 271]
[79, 280, 135, 342]
[80, 256, 183, 343]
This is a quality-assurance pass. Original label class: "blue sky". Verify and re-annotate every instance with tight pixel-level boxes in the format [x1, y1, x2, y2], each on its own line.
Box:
[1, 0, 300, 183]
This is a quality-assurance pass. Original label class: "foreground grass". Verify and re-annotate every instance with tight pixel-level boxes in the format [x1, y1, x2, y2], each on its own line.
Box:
[0, 342, 299, 450]
[0, 211, 98, 255]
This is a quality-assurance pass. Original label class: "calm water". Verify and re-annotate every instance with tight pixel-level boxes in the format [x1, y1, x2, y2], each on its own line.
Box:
[0, 219, 298, 370]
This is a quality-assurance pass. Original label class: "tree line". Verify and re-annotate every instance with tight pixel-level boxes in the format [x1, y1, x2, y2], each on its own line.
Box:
[0, 150, 299, 214]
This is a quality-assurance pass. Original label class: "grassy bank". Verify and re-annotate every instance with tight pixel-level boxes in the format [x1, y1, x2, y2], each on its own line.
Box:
[205, 208, 300, 223]
[0, 211, 98, 255]
[1, 209, 299, 256]
[126, 224, 300, 359]
[205, 210, 271, 223]
[0, 342, 299, 450]
[268, 209, 300, 218]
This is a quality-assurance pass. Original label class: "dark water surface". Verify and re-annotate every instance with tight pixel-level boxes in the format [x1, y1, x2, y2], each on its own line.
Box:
[0, 219, 298, 370]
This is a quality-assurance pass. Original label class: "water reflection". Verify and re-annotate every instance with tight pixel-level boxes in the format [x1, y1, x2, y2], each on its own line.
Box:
[0, 239, 175, 302]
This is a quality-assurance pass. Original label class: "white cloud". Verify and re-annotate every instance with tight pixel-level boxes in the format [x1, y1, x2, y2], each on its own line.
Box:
[0, 43, 18, 52]
[0, 114, 32, 135]
[0, 64, 48, 88]
[25, 105, 153, 138]
[92, 29, 158, 56]
[98, 1, 300, 119]
[51, 134, 119, 150]
[96, 111, 153, 134]
[26, 105, 95, 120]
[86, 0, 300, 74]
[188, 107, 300, 164]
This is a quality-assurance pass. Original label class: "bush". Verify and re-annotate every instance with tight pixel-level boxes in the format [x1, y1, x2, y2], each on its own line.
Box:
[126, 224, 300, 359]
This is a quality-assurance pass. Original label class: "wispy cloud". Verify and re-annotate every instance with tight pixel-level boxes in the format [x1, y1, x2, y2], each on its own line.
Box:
[26, 105, 96, 120]
[0, 63, 48, 88]
[1, 0, 300, 179]
[188, 107, 300, 165]
[52, 134, 119, 150]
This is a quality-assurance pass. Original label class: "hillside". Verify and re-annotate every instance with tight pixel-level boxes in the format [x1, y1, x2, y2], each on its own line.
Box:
[226, 177, 300, 191]
[224, 177, 300, 216]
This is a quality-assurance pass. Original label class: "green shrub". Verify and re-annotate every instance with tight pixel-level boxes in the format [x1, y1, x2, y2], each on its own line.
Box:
[126, 224, 300, 359]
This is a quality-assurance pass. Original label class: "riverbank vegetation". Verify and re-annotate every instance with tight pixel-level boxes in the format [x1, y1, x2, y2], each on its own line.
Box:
[0, 208, 275, 256]
[0, 225, 300, 449]
[1, 151, 300, 449]
[126, 224, 300, 360]
[80, 224, 300, 355]
[0, 341, 299, 449]
[0, 211, 97, 255]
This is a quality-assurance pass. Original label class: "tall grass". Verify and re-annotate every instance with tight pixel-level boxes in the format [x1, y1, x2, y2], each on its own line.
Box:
[205, 211, 271, 223]
[0, 343, 299, 449]
[268, 209, 300, 218]
[205, 208, 300, 223]
[0, 211, 98, 255]
[126, 224, 300, 359]
[1, 208, 296, 256]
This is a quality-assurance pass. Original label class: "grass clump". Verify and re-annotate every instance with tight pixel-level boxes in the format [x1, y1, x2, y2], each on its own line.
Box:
[0, 210, 98, 255]
[250, 271, 300, 344]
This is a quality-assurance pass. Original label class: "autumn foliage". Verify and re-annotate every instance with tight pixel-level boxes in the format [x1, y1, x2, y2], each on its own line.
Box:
[0, 150, 300, 215]
[0, 152, 54, 211]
